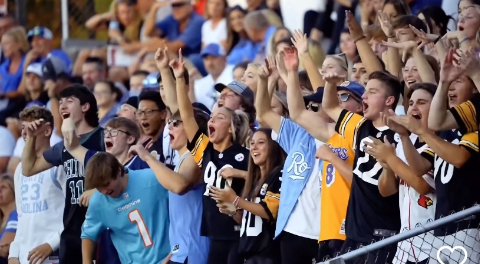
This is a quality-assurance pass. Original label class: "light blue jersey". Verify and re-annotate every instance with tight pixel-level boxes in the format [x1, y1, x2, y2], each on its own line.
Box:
[169, 153, 210, 264]
[81, 169, 170, 263]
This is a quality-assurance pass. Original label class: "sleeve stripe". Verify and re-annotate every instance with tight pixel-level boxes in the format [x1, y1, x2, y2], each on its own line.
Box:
[5, 221, 17, 230]
[352, 118, 366, 151]
[454, 101, 477, 132]
[339, 112, 355, 137]
[460, 140, 479, 152]
[422, 148, 435, 157]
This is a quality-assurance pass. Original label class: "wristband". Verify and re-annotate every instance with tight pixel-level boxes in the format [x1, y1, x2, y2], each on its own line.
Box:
[228, 210, 237, 217]
[354, 36, 366, 43]
[433, 35, 442, 44]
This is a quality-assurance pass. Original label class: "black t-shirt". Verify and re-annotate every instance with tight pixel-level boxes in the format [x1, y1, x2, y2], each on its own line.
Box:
[238, 168, 282, 258]
[187, 130, 248, 240]
[43, 127, 105, 239]
[421, 129, 480, 236]
[335, 110, 401, 243]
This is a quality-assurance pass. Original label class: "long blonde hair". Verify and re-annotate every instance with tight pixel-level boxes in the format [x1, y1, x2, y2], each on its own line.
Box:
[225, 108, 251, 146]
[3, 26, 29, 55]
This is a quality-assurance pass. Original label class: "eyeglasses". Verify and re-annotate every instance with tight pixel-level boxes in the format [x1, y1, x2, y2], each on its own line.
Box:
[172, 2, 188, 8]
[168, 119, 183, 127]
[306, 103, 320, 112]
[135, 109, 162, 118]
[104, 129, 130, 138]
[338, 93, 361, 103]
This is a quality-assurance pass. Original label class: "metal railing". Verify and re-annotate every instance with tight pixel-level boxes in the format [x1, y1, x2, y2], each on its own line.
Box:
[319, 205, 480, 264]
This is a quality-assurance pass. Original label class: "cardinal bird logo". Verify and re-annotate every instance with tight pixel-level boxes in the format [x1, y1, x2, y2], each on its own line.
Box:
[418, 195, 433, 209]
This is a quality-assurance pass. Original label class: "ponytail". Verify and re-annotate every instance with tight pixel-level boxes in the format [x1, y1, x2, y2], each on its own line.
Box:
[230, 110, 251, 146]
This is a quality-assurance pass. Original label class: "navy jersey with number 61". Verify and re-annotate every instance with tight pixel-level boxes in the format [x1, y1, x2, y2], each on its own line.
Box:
[336, 110, 400, 243]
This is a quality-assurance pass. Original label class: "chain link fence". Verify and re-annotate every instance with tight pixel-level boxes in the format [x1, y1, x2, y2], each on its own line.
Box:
[318, 205, 480, 264]
[9, 0, 112, 48]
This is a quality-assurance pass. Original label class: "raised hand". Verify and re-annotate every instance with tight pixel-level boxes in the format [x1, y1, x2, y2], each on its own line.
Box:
[323, 72, 346, 84]
[381, 111, 409, 136]
[266, 55, 280, 81]
[154, 46, 170, 70]
[381, 40, 418, 62]
[61, 117, 79, 150]
[281, 46, 299, 72]
[275, 51, 288, 80]
[291, 29, 308, 55]
[257, 59, 271, 80]
[388, 110, 426, 136]
[345, 10, 364, 41]
[453, 47, 479, 77]
[409, 25, 438, 50]
[128, 144, 151, 161]
[377, 10, 394, 38]
[169, 49, 186, 78]
[440, 48, 462, 83]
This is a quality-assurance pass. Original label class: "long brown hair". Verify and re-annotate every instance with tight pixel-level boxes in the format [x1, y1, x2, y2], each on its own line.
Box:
[241, 129, 286, 200]
[0, 175, 15, 230]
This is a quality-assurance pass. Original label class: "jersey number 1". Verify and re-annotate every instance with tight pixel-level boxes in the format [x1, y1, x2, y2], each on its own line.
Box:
[129, 209, 153, 247]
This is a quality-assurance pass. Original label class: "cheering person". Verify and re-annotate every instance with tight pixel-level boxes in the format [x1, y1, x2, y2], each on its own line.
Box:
[210, 128, 286, 264]
[174, 48, 251, 264]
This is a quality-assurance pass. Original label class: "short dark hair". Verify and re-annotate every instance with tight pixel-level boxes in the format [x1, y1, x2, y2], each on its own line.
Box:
[368, 71, 402, 109]
[131, 70, 150, 77]
[406, 82, 437, 100]
[383, 0, 411, 16]
[105, 117, 140, 145]
[59, 84, 99, 127]
[96, 80, 122, 102]
[84, 57, 105, 72]
[85, 152, 125, 190]
[233, 61, 250, 71]
[240, 96, 256, 126]
[299, 71, 313, 92]
[393, 15, 427, 33]
[138, 90, 166, 111]
[19, 106, 54, 130]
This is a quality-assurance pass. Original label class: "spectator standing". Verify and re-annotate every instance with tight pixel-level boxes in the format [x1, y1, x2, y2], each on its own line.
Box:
[94, 81, 122, 127]
[0, 175, 16, 264]
[8, 107, 65, 264]
[144, 0, 205, 74]
[0, 27, 28, 112]
[243, 11, 276, 64]
[225, 6, 257, 66]
[194, 44, 235, 111]
[201, 0, 228, 49]
[21, 85, 105, 264]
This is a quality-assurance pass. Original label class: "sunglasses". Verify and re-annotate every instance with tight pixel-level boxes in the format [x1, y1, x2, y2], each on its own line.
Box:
[306, 103, 320, 112]
[172, 2, 188, 8]
[338, 93, 360, 103]
[168, 119, 183, 127]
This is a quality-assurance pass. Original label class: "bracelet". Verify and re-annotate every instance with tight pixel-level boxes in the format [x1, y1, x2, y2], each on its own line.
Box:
[233, 196, 240, 208]
[354, 36, 366, 43]
[228, 210, 237, 217]
[433, 35, 443, 44]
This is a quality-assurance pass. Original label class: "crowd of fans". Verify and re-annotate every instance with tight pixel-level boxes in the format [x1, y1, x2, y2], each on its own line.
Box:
[0, 0, 479, 264]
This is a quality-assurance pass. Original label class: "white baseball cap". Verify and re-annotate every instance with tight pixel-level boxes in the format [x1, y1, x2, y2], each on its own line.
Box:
[25, 63, 42, 77]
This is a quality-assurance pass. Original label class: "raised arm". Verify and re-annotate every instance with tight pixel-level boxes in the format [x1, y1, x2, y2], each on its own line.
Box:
[61, 118, 87, 164]
[282, 40, 334, 142]
[255, 60, 281, 133]
[377, 10, 402, 77]
[291, 30, 324, 90]
[130, 145, 201, 194]
[143, 2, 167, 38]
[85, 12, 113, 30]
[171, 51, 199, 142]
[321, 73, 345, 123]
[346, 11, 382, 74]
[156, 47, 179, 114]
[21, 120, 53, 176]
[428, 49, 461, 131]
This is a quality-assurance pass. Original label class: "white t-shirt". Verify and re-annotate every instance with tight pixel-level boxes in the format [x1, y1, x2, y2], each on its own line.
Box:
[162, 125, 179, 168]
[194, 64, 235, 111]
[201, 19, 227, 46]
[283, 139, 323, 240]
[0, 127, 15, 158]
[13, 133, 62, 158]
[395, 105, 406, 116]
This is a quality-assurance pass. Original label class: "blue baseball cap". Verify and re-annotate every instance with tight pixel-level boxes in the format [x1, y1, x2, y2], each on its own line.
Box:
[303, 89, 324, 104]
[215, 81, 254, 103]
[143, 72, 160, 89]
[201, 43, 226, 58]
[337, 81, 364, 100]
[27, 26, 53, 42]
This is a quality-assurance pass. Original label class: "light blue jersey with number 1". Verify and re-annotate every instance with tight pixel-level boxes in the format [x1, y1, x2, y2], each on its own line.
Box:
[81, 169, 170, 263]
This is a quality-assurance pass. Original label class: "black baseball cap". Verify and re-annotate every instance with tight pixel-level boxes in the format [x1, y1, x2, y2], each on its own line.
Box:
[214, 81, 254, 103]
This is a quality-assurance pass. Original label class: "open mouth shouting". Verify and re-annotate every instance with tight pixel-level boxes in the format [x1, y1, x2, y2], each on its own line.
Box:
[208, 125, 216, 138]
[448, 93, 457, 105]
[411, 113, 421, 120]
[61, 112, 71, 119]
[105, 139, 114, 151]
[169, 132, 175, 142]
[362, 101, 369, 114]
[406, 79, 416, 86]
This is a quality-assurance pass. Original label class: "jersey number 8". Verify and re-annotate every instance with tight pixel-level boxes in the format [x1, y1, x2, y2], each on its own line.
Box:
[203, 162, 233, 196]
